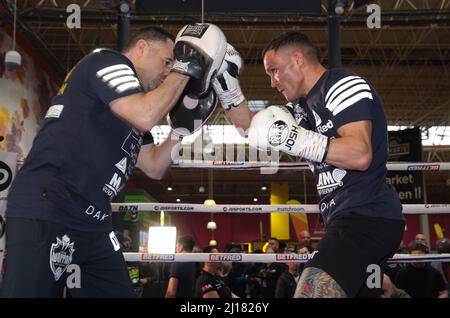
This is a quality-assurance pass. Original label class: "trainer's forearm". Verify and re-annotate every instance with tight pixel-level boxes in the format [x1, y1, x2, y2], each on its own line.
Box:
[143, 73, 190, 125]
[151, 135, 182, 179]
[110, 73, 190, 132]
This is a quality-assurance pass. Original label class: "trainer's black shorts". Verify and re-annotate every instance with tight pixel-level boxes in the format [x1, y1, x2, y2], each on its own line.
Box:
[305, 212, 405, 298]
[0, 218, 136, 298]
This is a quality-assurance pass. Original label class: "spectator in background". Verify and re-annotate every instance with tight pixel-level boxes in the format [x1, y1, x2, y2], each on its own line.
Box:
[297, 244, 311, 255]
[278, 241, 287, 254]
[385, 240, 409, 285]
[195, 246, 236, 298]
[257, 243, 287, 298]
[381, 274, 410, 298]
[192, 244, 203, 253]
[432, 238, 450, 291]
[396, 242, 448, 298]
[116, 231, 154, 298]
[225, 246, 248, 298]
[296, 244, 312, 275]
[165, 235, 196, 298]
[298, 230, 313, 251]
[414, 233, 428, 246]
[267, 238, 280, 253]
[245, 249, 265, 298]
[397, 240, 409, 254]
[275, 251, 301, 298]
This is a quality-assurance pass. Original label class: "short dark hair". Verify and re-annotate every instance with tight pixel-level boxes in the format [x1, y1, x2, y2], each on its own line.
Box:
[297, 243, 311, 252]
[262, 31, 318, 62]
[203, 245, 218, 253]
[123, 26, 175, 53]
[177, 235, 195, 252]
[409, 242, 429, 254]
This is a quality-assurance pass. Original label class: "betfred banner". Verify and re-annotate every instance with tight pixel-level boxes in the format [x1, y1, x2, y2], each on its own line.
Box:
[0, 151, 17, 282]
[387, 128, 424, 204]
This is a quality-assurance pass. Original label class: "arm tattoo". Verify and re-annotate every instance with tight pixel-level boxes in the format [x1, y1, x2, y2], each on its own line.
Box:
[294, 267, 347, 298]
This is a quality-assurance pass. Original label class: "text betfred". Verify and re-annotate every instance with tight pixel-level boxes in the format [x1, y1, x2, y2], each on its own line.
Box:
[141, 254, 175, 261]
[275, 251, 318, 261]
[209, 254, 242, 262]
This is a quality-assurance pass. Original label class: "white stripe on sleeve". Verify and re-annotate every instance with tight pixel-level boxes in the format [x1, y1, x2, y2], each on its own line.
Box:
[325, 78, 366, 108]
[326, 83, 372, 112]
[101, 69, 135, 81]
[325, 75, 360, 104]
[108, 75, 139, 88]
[116, 82, 141, 93]
[96, 64, 131, 77]
[332, 91, 373, 116]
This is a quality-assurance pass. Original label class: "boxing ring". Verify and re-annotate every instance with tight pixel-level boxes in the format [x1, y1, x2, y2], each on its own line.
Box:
[122, 252, 450, 264]
[114, 160, 450, 265]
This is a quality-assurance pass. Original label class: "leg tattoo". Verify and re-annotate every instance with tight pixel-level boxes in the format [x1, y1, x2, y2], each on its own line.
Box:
[294, 267, 347, 298]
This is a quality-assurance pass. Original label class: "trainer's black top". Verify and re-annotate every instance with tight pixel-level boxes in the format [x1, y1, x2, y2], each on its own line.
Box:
[286, 68, 403, 225]
[6, 49, 153, 232]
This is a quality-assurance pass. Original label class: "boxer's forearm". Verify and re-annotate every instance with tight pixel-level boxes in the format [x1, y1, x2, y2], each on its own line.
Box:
[324, 120, 372, 171]
[226, 101, 254, 136]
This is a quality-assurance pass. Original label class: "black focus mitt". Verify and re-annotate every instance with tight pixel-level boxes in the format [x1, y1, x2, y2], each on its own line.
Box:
[167, 82, 217, 137]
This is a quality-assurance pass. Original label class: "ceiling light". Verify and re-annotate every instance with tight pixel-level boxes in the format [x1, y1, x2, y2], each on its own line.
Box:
[167, 187, 172, 191]
[209, 239, 217, 246]
[261, 186, 267, 191]
[176, 198, 181, 202]
[204, 199, 216, 205]
[207, 221, 217, 230]
[334, 0, 347, 15]
[253, 198, 258, 202]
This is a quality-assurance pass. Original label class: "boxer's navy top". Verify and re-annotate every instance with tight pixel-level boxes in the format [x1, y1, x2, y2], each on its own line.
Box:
[7, 49, 153, 232]
[286, 68, 403, 225]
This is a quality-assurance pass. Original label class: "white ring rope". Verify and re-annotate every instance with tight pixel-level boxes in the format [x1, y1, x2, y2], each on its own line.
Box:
[172, 161, 450, 171]
[123, 252, 450, 264]
[111, 203, 450, 214]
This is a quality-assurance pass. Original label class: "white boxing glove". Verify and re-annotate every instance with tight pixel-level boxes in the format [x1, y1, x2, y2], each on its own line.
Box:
[248, 106, 330, 162]
[212, 43, 245, 110]
[171, 23, 227, 95]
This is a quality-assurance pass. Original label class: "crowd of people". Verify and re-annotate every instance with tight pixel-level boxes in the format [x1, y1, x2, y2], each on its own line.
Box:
[117, 232, 449, 299]
[1, 19, 447, 299]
